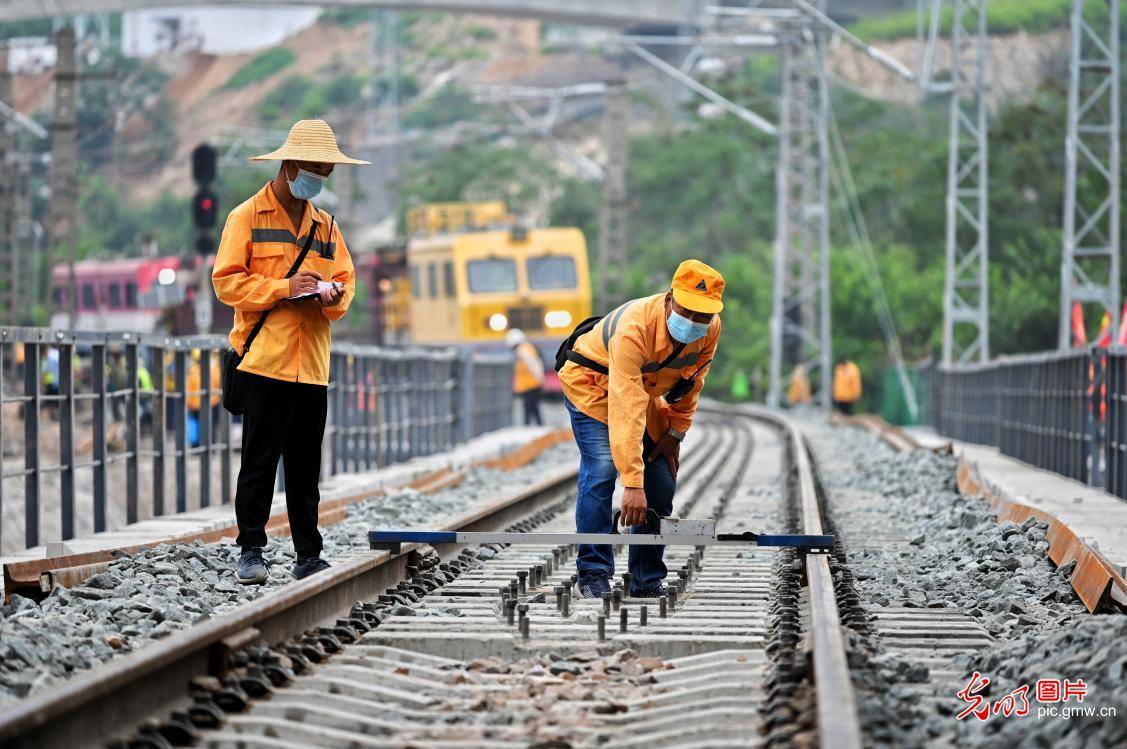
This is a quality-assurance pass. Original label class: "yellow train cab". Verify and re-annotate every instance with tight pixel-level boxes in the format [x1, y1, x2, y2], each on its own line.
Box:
[405, 201, 592, 390]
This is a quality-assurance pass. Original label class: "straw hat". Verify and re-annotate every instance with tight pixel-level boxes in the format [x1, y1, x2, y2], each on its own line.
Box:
[250, 119, 369, 165]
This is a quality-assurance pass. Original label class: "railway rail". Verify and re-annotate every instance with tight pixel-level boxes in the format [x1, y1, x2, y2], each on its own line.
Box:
[0, 408, 864, 749]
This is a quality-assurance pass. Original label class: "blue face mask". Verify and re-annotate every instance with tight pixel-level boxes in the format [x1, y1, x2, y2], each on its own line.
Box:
[287, 165, 327, 200]
[667, 310, 710, 344]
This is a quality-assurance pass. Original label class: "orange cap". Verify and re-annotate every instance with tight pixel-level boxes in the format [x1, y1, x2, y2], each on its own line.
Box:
[671, 259, 725, 314]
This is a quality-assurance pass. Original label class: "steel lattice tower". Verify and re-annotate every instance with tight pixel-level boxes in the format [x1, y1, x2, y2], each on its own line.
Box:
[768, 17, 831, 409]
[942, 0, 989, 364]
[597, 82, 629, 312]
[1059, 0, 1120, 347]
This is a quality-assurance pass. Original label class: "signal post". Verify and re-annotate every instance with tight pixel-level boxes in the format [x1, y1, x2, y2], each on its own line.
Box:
[191, 144, 218, 333]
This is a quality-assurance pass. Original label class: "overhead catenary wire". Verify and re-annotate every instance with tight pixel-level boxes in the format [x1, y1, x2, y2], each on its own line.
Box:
[825, 93, 919, 421]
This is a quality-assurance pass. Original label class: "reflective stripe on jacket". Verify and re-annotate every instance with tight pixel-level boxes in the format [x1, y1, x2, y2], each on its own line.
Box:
[513, 341, 544, 394]
[212, 182, 355, 386]
[558, 292, 720, 488]
[832, 362, 862, 403]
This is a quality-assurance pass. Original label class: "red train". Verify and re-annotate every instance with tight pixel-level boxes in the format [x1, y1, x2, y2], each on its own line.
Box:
[50, 257, 186, 332]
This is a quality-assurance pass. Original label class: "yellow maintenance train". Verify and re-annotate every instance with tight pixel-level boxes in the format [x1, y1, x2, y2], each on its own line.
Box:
[402, 201, 592, 390]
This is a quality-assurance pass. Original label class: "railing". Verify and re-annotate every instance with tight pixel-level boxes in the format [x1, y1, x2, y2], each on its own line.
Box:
[0, 327, 513, 553]
[931, 347, 1126, 499]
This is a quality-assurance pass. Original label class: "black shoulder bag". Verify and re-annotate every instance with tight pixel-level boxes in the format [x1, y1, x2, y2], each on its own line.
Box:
[555, 311, 687, 379]
[221, 219, 327, 415]
[554, 315, 604, 373]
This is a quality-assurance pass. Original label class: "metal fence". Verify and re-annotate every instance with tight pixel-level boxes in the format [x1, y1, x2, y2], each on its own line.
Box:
[0, 327, 513, 553]
[930, 347, 1126, 497]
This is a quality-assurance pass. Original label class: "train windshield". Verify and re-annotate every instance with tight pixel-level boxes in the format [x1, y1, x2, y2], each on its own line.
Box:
[466, 258, 518, 293]
[527, 256, 577, 290]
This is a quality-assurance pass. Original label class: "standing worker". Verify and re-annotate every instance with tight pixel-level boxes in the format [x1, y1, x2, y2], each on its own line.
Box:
[787, 363, 812, 406]
[556, 259, 723, 599]
[186, 350, 221, 447]
[507, 328, 544, 425]
[213, 119, 366, 584]
[832, 356, 862, 415]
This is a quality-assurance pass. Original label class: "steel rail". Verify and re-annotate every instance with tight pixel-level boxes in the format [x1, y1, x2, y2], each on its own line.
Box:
[741, 405, 863, 749]
[0, 422, 721, 747]
[0, 465, 578, 749]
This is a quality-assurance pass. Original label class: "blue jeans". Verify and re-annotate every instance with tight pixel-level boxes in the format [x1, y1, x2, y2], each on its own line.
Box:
[564, 396, 676, 593]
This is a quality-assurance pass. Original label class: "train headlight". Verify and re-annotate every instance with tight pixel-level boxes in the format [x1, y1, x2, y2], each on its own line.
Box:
[488, 313, 508, 332]
[544, 310, 572, 329]
[158, 268, 176, 286]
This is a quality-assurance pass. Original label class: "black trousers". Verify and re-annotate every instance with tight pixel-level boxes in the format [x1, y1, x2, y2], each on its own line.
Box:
[235, 373, 327, 559]
[833, 400, 855, 416]
[521, 387, 543, 425]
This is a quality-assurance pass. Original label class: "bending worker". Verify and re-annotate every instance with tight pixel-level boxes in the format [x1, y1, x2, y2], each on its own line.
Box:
[557, 260, 723, 599]
[507, 328, 545, 425]
[213, 119, 365, 585]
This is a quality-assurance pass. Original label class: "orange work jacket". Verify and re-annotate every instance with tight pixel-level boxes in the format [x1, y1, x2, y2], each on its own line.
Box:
[832, 361, 862, 403]
[559, 293, 720, 488]
[187, 359, 222, 411]
[212, 182, 355, 386]
[513, 341, 545, 394]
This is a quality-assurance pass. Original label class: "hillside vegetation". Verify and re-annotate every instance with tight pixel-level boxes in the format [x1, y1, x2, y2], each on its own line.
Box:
[850, 0, 1119, 40]
[4, 9, 1114, 418]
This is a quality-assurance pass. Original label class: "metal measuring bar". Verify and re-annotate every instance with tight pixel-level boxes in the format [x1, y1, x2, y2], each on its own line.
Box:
[369, 513, 834, 555]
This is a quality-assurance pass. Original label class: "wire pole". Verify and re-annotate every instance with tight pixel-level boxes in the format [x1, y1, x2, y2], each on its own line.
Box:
[767, 10, 832, 409]
[597, 81, 629, 311]
[942, 0, 989, 364]
[1059, 0, 1120, 348]
[50, 26, 78, 328]
[0, 44, 14, 324]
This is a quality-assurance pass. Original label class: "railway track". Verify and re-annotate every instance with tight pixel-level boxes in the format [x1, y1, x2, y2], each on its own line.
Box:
[0, 408, 866, 749]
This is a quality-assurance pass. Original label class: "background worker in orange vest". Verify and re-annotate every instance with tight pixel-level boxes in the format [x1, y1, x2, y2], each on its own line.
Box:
[832, 356, 863, 415]
[556, 259, 723, 599]
[213, 119, 366, 585]
[787, 363, 812, 406]
[506, 328, 545, 425]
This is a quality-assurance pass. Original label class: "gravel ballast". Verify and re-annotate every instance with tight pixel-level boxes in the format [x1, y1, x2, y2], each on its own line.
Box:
[802, 418, 1125, 748]
[0, 442, 577, 705]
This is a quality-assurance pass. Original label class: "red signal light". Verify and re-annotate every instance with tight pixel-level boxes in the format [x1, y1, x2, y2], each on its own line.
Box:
[192, 189, 218, 228]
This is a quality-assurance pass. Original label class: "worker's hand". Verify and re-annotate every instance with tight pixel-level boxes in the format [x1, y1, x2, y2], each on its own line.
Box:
[647, 433, 681, 479]
[620, 487, 648, 527]
[318, 281, 344, 307]
[289, 270, 322, 297]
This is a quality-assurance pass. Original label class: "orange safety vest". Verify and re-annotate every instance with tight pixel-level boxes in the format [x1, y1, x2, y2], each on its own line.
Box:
[187, 359, 222, 411]
[832, 362, 862, 403]
[513, 341, 544, 394]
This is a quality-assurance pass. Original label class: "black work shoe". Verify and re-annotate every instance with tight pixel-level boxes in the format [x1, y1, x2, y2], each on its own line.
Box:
[578, 576, 611, 599]
[236, 547, 269, 585]
[293, 556, 332, 580]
